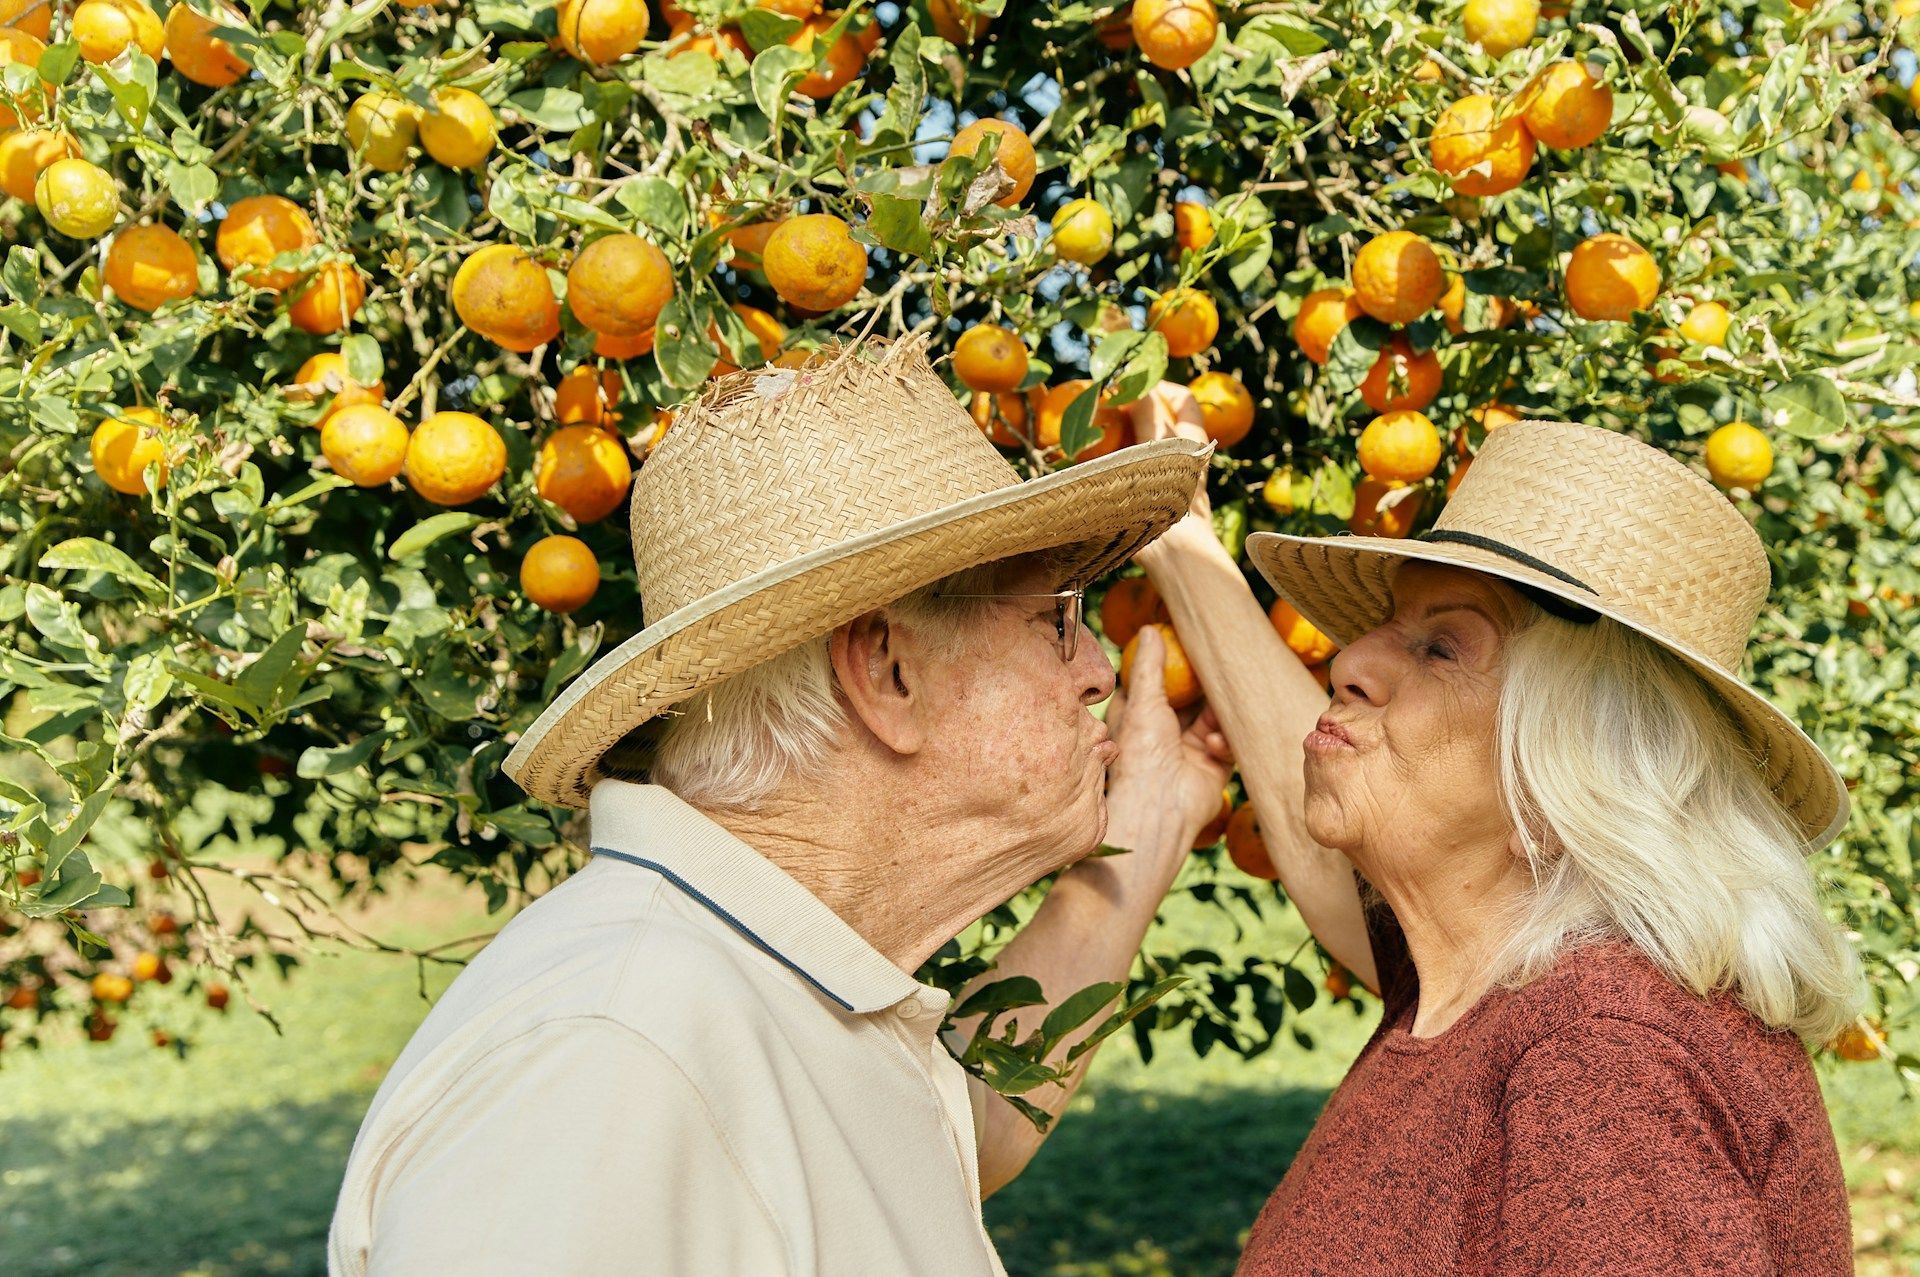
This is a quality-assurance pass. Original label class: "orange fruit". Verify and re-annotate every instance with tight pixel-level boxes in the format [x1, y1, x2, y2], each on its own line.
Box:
[290, 351, 384, 424]
[1564, 233, 1659, 322]
[970, 389, 1028, 447]
[1519, 60, 1613, 150]
[1470, 401, 1522, 434]
[1174, 200, 1214, 251]
[1132, 0, 1217, 71]
[1262, 468, 1296, 514]
[758, 0, 819, 15]
[594, 327, 655, 360]
[1188, 370, 1253, 446]
[420, 86, 497, 169]
[1359, 336, 1443, 414]
[1358, 410, 1443, 484]
[0, 28, 49, 128]
[1193, 787, 1233, 848]
[1462, 0, 1537, 56]
[535, 424, 633, 523]
[1324, 965, 1352, 999]
[346, 91, 422, 172]
[163, 2, 250, 87]
[1352, 230, 1446, 325]
[555, 0, 649, 64]
[286, 259, 367, 335]
[953, 323, 1029, 393]
[721, 302, 786, 364]
[1034, 380, 1129, 462]
[928, 0, 990, 43]
[1827, 1021, 1885, 1062]
[667, 17, 750, 58]
[0, 0, 52, 38]
[102, 222, 199, 311]
[1350, 476, 1426, 537]
[1225, 804, 1276, 879]
[1413, 58, 1443, 83]
[553, 365, 622, 427]
[215, 194, 317, 291]
[1429, 94, 1535, 197]
[320, 404, 410, 486]
[1095, 11, 1134, 48]
[1051, 197, 1114, 265]
[763, 212, 868, 311]
[1148, 286, 1219, 358]
[521, 534, 602, 613]
[73, 0, 164, 63]
[789, 14, 866, 99]
[1100, 576, 1170, 648]
[34, 156, 119, 238]
[206, 982, 230, 1010]
[1704, 421, 1772, 491]
[1447, 457, 1472, 497]
[0, 129, 78, 203]
[1436, 272, 1521, 335]
[721, 217, 779, 271]
[453, 243, 561, 350]
[4, 984, 35, 1010]
[1678, 299, 1732, 347]
[90, 406, 169, 494]
[1293, 287, 1363, 364]
[403, 410, 507, 505]
[1270, 598, 1336, 664]
[91, 972, 134, 1003]
[946, 117, 1036, 206]
[566, 233, 672, 338]
[1120, 623, 1201, 709]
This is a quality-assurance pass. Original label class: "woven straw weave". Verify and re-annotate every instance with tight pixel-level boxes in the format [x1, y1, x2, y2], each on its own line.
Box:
[1246, 418, 1848, 850]
[502, 334, 1213, 810]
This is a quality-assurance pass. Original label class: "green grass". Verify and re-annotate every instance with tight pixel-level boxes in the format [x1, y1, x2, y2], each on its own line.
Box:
[1, 864, 1915, 1277]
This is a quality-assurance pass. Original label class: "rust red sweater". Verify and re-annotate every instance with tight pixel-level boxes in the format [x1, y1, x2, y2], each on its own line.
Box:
[1235, 904, 1852, 1275]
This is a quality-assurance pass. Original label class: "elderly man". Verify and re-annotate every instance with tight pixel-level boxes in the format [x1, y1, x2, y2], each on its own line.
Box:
[327, 337, 1231, 1276]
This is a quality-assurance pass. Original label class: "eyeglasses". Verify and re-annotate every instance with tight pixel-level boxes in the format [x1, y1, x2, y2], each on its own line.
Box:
[934, 587, 1086, 664]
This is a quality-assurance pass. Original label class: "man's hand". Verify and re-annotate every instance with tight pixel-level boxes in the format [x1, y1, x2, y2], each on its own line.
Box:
[1103, 624, 1234, 854]
[1126, 380, 1213, 524]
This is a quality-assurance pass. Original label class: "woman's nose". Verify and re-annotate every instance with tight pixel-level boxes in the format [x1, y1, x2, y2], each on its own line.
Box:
[1328, 624, 1395, 706]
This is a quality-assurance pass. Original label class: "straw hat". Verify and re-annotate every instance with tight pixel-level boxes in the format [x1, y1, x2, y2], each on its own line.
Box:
[1244, 419, 1849, 851]
[503, 334, 1213, 810]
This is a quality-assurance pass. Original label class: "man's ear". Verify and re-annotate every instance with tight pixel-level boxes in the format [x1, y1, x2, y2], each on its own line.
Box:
[830, 609, 926, 757]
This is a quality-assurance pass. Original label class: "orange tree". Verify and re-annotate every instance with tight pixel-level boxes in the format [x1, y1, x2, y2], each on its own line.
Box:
[1, 0, 1917, 1095]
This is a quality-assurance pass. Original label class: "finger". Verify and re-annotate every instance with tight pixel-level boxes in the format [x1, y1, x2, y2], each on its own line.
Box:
[1129, 623, 1169, 708]
[1105, 682, 1128, 730]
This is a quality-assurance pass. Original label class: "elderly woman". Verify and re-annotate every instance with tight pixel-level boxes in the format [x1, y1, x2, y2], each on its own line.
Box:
[1126, 388, 1861, 1273]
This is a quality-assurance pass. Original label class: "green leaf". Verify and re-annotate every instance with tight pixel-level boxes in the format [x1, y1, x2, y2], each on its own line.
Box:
[38, 538, 166, 599]
[234, 626, 310, 713]
[506, 87, 591, 132]
[862, 193, 933, 259]
[613, 179, 688, 239]
[1766, 375, 1847, 440]
[24, 584, 94, 654]
[751, 44, 811, 124]
[389, 512, 483, 562]
[738, 8, 802, 52]
[297, 729, 390, 779]
[343, 334, 384, 387]
[1282, 963, 1318, 1012]
[1039, 980, 1124, 1045]
[1058, 382, 1107, 463]
[163, 161, 219, 214]
[654, 293, 720, 390]
[955, 975, 1047, 1019]
[1310, 458, 1356, 521]
[41, 786, 117, 878]
[3, 245, 40, 305]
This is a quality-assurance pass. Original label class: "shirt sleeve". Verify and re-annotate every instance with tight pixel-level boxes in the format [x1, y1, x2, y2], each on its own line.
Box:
[364, 1017, 789, 1277]
[1494, 1016, 1772, 1277]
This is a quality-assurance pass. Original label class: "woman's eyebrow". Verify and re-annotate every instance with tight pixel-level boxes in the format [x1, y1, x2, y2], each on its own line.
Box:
[1418, 601, 1500, 627]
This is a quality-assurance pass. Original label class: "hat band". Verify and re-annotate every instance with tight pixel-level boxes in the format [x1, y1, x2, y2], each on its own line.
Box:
[1417, 529, 1600, 625]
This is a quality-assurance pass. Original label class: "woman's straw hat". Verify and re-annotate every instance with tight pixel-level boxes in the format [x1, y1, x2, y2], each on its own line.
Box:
[1245, 419, 1849, 850]
[504, 334, 1213, 811]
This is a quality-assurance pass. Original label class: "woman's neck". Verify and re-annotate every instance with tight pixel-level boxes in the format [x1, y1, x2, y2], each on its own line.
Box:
[1368, 846, 1534, 1038]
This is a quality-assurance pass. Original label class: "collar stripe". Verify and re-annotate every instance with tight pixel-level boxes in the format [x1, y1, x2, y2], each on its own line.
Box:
[591, 845, 853, 1012]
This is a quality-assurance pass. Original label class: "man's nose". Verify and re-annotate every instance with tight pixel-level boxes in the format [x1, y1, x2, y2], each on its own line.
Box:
[1077, 622, 1116, 705]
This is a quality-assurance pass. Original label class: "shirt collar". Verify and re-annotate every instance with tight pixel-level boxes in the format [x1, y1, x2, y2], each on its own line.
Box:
[587, 779, 932, 1016]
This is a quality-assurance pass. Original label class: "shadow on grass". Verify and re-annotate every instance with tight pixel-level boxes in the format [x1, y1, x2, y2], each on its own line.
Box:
[985, 1082, 1331, 1277]
[0, 1096, 367, 1277]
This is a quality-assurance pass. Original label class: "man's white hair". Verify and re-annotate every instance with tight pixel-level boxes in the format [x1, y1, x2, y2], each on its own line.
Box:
[1488, 603, 1863, 1044]
[610, 548, 1079, 813]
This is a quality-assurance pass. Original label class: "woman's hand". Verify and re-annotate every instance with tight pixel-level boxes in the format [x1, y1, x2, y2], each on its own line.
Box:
[1103, 625, 1235, 854]
[1127, 380, 1214, 525]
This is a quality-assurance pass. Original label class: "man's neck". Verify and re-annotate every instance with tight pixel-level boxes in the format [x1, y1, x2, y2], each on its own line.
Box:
[696, 785, 1043, 975]
[1368, 844, 1531, 1038]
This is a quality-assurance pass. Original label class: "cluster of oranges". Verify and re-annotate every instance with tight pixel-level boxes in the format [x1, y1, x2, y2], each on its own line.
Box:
[3, 897, 226, 1048]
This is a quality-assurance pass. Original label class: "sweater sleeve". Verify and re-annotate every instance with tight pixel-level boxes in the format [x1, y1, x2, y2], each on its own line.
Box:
[360, 1017, 790, 1277]
[1494, 1016, 1773, 1277]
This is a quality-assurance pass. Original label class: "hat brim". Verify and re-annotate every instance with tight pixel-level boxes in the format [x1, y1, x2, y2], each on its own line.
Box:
[1244, 529, 1850, 851]
[504, 437, 1214, 810]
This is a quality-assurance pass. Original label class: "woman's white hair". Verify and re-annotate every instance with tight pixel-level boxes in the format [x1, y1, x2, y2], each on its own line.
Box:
[610, 548, 1078, 813]
[1489, 600, 1862, 1044]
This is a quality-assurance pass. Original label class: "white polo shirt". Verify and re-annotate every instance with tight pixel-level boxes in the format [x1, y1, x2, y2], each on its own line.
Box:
[328, 778, 1008, 1277]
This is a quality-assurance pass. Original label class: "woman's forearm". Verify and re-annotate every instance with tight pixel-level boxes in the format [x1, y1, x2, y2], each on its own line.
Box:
[1134, 515, 1377, 990]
